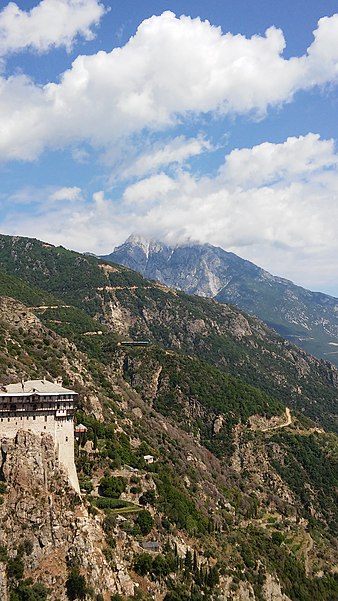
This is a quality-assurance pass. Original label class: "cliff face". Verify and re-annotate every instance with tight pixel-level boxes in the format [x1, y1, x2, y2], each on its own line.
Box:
[0, 430, 134, 601]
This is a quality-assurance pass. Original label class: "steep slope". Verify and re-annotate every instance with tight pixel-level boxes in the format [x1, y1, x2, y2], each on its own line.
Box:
[0, 268, 61, 307]
[0, 430, 129, 601]
[103, 236, 338, 366]
[0, 295, 338, 601]
[0, 233, 338, 434]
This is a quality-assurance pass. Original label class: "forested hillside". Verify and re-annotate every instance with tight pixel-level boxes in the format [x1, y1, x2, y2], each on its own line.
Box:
[0, 234, 338, 600]
[0, 234, 337, 432]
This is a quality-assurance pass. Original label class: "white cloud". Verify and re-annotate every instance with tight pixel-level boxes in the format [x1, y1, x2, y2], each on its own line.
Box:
[3, 133, 336, 292]
[219, 133, 338, 188]
[71, 146, 90, 163]
[121, 136, 212, 179]
[0, 0, 105, 56]
[48, 186, 82, 202]
[123, 173, 178, 205]
[1, 12, 338, 162]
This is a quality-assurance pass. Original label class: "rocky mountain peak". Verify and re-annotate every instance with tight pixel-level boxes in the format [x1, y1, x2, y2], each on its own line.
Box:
[102, 235, 338, 365]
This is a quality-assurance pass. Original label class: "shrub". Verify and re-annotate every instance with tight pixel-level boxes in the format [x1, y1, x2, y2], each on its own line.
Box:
[7, 557, 24, 580]
[79, 478, 94, 493]
[134, 553, 153, 576]
[103, 513, 117, 533]
[11, 579, 48, 601]
[98, 476, 126, 499]
[66, 565, 88, 600]
[17, 539, 33, 557]
[136, 510, 154, 535]
[139, 490, 156, 506]
[0, 544, 8, 562]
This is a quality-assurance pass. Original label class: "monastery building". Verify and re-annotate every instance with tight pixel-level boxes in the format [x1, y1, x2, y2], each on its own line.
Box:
[0, 379, 80, 493]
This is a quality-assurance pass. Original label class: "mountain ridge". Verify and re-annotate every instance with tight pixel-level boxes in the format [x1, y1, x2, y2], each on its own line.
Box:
[102, 236, 338, 366]
[0, 233, 338, 599]
[0, 233, 338, 433]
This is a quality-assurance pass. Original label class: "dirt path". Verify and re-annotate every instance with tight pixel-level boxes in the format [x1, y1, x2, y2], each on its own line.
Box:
[261, 407, 292, 432]
[31, 305, 71, 310]
[283, 407, 292, 428]
[303, 533, 314, 575]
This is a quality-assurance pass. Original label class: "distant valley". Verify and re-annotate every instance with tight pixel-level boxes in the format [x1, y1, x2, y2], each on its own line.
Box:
[102, 236, 338, 367]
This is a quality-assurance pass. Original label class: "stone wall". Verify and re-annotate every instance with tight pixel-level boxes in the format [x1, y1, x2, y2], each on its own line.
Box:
[55, 419, 80, 493]
[0, 414, 79, 493]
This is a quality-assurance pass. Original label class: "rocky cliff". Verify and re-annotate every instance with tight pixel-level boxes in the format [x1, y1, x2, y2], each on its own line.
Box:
[0, 430, 134, 601]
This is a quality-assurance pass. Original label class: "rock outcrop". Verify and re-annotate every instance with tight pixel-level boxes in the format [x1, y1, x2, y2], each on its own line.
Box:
[0, 430, 134, 601]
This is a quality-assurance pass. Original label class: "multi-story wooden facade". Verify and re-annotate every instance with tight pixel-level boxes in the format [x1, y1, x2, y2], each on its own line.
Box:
[0, 379, 79, 492]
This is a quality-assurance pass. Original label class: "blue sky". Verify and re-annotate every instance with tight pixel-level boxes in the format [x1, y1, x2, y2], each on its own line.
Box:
[1, 0, 338, 295]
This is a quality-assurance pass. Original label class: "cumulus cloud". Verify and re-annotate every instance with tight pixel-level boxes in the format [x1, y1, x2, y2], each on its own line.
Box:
[123, 173, 178, 205]
[219, 133, 338, 188]
[1, 133, 338, 292]
[1, 11, 338, 161]
[0, 0, 105, 56]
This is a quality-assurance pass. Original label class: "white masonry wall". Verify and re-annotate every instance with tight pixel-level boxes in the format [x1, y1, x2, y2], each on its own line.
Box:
[55, 419, 80, 493]
[0, 414, 80, 494]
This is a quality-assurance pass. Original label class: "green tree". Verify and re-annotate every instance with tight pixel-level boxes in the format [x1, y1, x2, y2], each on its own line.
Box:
[184, 550, 192, 572]
[98, 476, 126, 499]
[139, 490, 156, 506]
[66, 566, 88, 600]
[193, 549, 198, 573]
[206, 566, 219, 588]
[136, 510, 154, 535]
[11, 579, 48, 601]
[152, 555, 171, 579]
[134, 553, 153, 576]
[7, 558, 24, 580]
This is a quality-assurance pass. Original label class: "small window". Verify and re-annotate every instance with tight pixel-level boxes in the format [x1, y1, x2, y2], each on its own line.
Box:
[65, 436, 68, 442]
